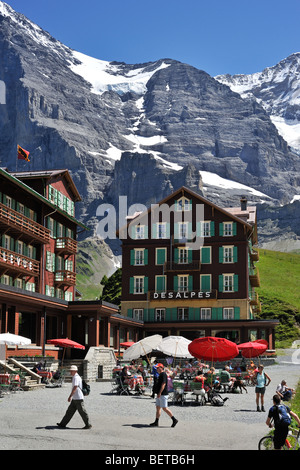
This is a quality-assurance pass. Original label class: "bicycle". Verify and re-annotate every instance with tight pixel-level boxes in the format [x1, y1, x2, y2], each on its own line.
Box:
[258, 422, 300, 450]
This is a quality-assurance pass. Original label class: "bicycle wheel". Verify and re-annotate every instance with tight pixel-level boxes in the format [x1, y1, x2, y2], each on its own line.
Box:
[258, 435, 275, 450]
[285, 433, 300, 450]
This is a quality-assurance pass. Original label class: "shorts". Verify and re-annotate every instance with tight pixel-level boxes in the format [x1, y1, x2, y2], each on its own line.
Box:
[156, 395, 169, 408]
[255, 386, 266, 394]
[274, 426, 289, 449]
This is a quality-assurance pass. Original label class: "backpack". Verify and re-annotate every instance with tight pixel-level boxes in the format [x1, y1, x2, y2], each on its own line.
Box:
[211, 393, 228, 406]
[275, 404, 291, 426]
[80, 379, 90, 396]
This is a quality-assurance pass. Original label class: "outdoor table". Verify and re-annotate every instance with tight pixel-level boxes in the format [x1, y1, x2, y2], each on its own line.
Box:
[125, 375, 144, 390]
[36, 370, 52, 382]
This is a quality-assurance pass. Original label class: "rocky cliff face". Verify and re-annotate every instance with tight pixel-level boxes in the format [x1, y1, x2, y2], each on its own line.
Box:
[0, 1, 300, 265]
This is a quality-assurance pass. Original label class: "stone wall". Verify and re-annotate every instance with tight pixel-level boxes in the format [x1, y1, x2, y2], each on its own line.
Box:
[83, 347, 117, 381]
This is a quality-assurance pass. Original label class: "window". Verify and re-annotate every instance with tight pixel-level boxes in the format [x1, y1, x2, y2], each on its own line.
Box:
[178, 275, 189, 292]
[201, 246, 211, 264]
[224, 274, 234, 292]
[155, 308, 165, 321]
[133, 309, 143, 321]
[223, 308, 234, 320]
[158, 223, 167, 239]
[3, 235, 10, 250]
[155, 275, 166, 292]
[178, 307, 188, 321]
[178, 248, 188, 264]
[135, 225, 145, 239]
[156, 248, 166, 265]
[25, 282, 35, 292]
[16, 241, 23, 255]
[134, 277, 144, 294]
[5, 196, 12, 208]
[178, 222, 188, 239]
[220, 222, 237, 237]
[46, 251, 55, 272]
[201, 308, 211, 320]
[176, 197, 191, 212]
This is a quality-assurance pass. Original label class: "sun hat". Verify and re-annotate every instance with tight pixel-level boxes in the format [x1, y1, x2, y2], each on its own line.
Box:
[70, 365, 78, 371]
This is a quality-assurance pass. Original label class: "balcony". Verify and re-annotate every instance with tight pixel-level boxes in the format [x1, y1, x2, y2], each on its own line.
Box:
[250, 250, 259, 261]
[0, 202, 50, 244]
[164, 261, 201, 272]
[54, 270, 76, 286]
[249, 291, 259, 305]
[0, 247, 40, 277]
[55, 237, 77, 255]
[249, 268, 260, 287]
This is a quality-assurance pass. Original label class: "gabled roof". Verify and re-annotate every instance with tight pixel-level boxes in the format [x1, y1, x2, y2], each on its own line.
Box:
[118, 186, 255, 237]
[0, 168, 89, 230]
[10, 169, 81, 202]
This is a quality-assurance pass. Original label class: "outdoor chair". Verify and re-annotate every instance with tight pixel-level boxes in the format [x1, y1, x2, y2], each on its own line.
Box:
[172, 381, 187, 405]
[190, 382, 206, 405]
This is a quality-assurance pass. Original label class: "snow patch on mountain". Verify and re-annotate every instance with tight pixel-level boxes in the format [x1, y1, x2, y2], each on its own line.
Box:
[69, 51, 170, 96]
[200, 171, 271, 201]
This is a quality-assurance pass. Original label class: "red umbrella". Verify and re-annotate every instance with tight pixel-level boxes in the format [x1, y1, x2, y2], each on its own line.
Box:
[237, 341, 267, 358]
[47, 338, 85, 364]
[120, 341, 135, 348]
[188, 336, 239, 363]
[254, 339, 268, 347]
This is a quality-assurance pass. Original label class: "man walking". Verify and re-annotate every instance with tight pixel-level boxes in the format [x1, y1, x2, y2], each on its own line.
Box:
[150, 363, 178, 428]
[57, 365, 92, 429]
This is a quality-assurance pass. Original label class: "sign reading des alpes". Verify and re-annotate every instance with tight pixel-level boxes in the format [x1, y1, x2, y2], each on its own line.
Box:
[151, 290, 217, 300]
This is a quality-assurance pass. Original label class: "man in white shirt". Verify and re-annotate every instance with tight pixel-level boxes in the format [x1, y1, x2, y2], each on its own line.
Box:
[57, 365, 91, 429]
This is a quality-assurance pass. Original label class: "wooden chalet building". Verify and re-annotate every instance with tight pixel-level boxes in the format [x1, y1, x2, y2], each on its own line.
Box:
[0, 168, 142, 361]
[119, 187, 278, 348]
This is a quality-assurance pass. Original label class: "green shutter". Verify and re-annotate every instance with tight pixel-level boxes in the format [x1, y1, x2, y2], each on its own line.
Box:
[174, 248, 179, 263]
[202, 247, 210, 263]
[144, 249, 148, 265]
[129, 277, 134, 294]
[173, 276, 178, 291]
[210, 221, 215, 236]
[152, 224, 157, 239]
[233, 222, 237, 236]
[156, 276, 165, 292]
[212, 308, 218, 320]
[219, 275, 223, 292]
[144, 277, 148, 293]
[219, 223, 223, 236]
[130, 250, 135, 265]
[234, 274, 239, 292]
[201, 275, 210, 291]
[127, 309, 133, 318]
[234, 307, 240, 319]
[188, 249, 192, 263]
[156, 248, 166, 265]
[219, 246, 223, 263]
[233, 246, 238, 262]
[188, 275, 193, 291]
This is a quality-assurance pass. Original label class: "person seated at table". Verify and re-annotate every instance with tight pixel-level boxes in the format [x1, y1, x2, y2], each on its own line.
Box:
[276, 380, 295, 401]
[193, 371, 206, 388]
[137, 364, 146, 380]
[121, 365, 131, 383]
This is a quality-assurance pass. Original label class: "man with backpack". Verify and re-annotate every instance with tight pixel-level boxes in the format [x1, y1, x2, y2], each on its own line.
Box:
[266, 394, 300, 450]
[57, 365, 92, 430]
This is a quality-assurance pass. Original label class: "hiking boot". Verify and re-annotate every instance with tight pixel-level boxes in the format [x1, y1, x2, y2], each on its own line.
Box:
[150, 420, 159, 427]
[261, 406, 265, 412]
[171, 418, 178, 428]
[257, 406, 261, 412]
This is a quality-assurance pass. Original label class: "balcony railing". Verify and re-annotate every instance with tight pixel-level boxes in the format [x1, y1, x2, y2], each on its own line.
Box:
[0, 247, 40, 276]
[54, 270, 76, 286]
[55, 237, 77, 254]
[164, 261, 201, 272]
[0, 202, 50, 244]
[250, 250, 259, 261]
[249, 268, 260, 287]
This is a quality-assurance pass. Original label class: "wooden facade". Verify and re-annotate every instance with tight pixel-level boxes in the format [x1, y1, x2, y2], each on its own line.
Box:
[119, 187, 278, 348]
[0, 168, 142, 360]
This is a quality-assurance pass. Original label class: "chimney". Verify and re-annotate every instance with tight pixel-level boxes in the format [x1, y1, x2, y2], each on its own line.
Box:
[240, 196, 247, 211]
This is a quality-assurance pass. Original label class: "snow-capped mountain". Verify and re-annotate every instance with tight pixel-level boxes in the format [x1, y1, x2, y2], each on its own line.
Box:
[1, 1, 300, 254]
[215, 53, 300, 153]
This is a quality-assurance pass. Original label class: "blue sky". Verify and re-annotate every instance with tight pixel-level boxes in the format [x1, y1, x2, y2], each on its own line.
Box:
[4, 0, 300, 76]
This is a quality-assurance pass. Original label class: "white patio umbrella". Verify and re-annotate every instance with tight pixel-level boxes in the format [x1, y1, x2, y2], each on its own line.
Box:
[0, 332, 31, 364]
[0, 332, 31, 346]
[123, 334, 162, 362]
[157, 335, 193, 359]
